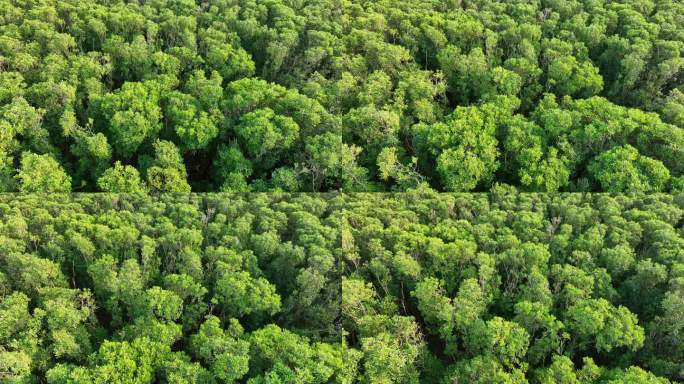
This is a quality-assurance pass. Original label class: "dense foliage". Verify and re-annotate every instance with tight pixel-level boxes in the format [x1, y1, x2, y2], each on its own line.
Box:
[0, 194, 345, 383]
[1, 192, 684, 383]
[0, 0, 682, 192]
[342, 190, 684, 383]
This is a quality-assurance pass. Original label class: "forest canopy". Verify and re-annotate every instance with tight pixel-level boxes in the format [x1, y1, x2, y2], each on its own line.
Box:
[0, 194, 345, 383]
[1, 192, 684, 383]
[0, 0, 682, 192]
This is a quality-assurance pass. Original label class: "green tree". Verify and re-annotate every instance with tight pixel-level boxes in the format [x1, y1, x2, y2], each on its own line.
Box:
[144, 140, 191, 193]
[234, 108, 299, 169]
[97, 161, 146, 193]
[413, 104, 500, 191]
[565, 298, 645, 353]
[97, 81, 163, 158]
[588, 145, 670, 192]
[190, 316, 249, 383]
[15, 152, 71, 192]
[166, 91, 219, 151]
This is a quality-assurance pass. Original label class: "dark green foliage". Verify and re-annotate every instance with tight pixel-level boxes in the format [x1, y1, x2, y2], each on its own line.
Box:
[0, 0, 682, 191]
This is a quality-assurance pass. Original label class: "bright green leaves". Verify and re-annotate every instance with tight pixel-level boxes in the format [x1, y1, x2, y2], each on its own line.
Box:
[0, 350, 32, 382]
[163, 70, 223, 151]
[411, 277, 492, 356]
[221, 77, 353, 190]
[2, 253, 67, 299]
[213, 271, 281, 318]
[514, 301, 566, 366]
[453, 278, 489, 332]
[200, 27, 255, 81]
[145, 286, 183, 322]
[605, 366, 673, 384]
[0, 152, 13, 192]
[588, 145, 670, 192]
[206, 42, 255, 81]
[542, 38, 603, 98]
[103, 34, 155, 84]
[465, 317, 530, 370]
[412, 278, 455, 344]
[162, 273, 208, 331]
[394, 69, 446, 125]
[97, 161, 146, 193]
[143, 140, 191, 193]
[344, 105, 400, 167]
[224, 77, 330, 138]
[340, 193, 682, 383]
[0, 292, 41, 382]
[206, 246, 281, 319]
[17, 195, 344, 382]
[213, 144, 253, 192]
[376, 147, 423, 190]
[643, 292, 684, 379]
[87, 256, 143, 329]
[234, 108, 299, 166]
[341, 278, 378, 329]
[0, 97, 48, 191]
[566, 298, 645, 353]
[358, 325, 423, 384]
[534, 355, 601, 384]
[97, 81, 163, 158]
[413, 104, 500, 191]
[0, 275, 95, 379]
[1, 193, 683, 383]
[305, 132, 367, 191]
[190, 316, 249, 383]
[442, 355, 528, 384]
[661, 89, 684, 128]
[70, 132, 112, 187]
[165, 69, 224, 152]
[166, 91, 219, 152]
[248, 324, 342, 384]
[342, 275, 424, 383]
[39, 288, 95, 361]
[15, 152, 71, 192]
[501, 94, 682, 192]
[438, 46, 519, 104]
[1, 97, 48, 154]
[47, 337, 171, 384]
[436, 145, 495, 192]
[0, 72, 26, 104]
[0, 0, 682, 192]
[503, 116, 573, 192]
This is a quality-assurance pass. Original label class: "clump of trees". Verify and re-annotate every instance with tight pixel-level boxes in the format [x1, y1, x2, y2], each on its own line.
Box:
[0, 0, 682, 192]
[0, 194, 345, 383]
[1, 192, 683, 383]
[342, 190, 684, 383]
